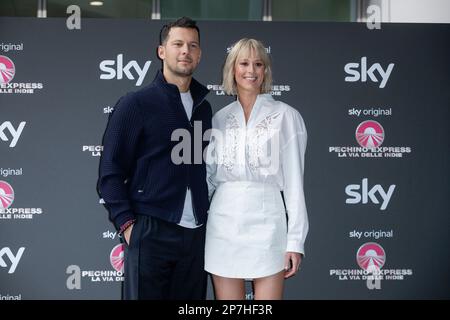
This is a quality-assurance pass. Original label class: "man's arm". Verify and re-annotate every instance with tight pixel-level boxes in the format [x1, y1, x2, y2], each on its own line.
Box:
[97, 93, 143, 231]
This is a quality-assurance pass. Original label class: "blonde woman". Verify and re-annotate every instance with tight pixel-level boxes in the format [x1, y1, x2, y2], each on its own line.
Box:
[205, 38, 309, 299]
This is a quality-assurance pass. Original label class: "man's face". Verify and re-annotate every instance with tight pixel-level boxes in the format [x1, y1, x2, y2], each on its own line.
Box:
[158, 27, 201, 78]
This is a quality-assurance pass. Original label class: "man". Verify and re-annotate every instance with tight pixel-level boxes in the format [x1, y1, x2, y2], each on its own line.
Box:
[97, 17, 212, 300]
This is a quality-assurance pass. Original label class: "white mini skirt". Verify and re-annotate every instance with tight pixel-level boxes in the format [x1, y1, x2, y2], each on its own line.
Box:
[205, 181, 287, 279]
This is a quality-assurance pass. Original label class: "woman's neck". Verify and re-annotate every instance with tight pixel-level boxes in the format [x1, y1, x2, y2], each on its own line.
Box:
[238, 91, 259, 123]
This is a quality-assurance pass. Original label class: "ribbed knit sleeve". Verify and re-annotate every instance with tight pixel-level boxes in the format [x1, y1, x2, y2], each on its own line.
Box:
[97, 93, 143, 230]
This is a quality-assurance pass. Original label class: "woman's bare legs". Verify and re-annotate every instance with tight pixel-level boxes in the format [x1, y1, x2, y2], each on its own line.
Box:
[212, 270, 284, 300]
[212, 274, 246, 300]
[253, 271, 285, 300]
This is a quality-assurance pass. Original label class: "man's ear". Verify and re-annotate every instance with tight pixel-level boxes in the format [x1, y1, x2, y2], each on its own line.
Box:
[157, 45, 165, 60]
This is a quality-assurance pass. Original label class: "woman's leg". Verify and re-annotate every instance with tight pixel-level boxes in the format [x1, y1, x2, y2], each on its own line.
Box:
[212, 274, 246, 300]
[253, 271, 285, 300]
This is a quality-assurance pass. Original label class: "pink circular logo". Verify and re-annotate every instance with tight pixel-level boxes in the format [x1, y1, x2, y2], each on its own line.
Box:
[356, 242, 386, 271]
[0, 181, 15, 209]
[110, 244, 125, 273]
[355, 120, 385, 148]
[0, 55, 16, 84]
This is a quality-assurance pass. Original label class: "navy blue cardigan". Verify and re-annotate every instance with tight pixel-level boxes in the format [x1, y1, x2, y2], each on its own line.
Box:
[97, 70, 212, 230]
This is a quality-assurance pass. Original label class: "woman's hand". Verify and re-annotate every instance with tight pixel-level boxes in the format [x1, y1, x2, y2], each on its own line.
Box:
[284, 252, 302, 279]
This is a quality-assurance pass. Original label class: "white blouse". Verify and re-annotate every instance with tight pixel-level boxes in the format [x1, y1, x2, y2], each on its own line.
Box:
[206, 94, 309, 254]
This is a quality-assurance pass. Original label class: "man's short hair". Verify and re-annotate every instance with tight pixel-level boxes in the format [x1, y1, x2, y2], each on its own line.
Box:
[159, 16, 200, 45]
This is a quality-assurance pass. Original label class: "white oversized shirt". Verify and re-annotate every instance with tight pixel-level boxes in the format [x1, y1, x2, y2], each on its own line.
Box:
[206, 94, 309, 254]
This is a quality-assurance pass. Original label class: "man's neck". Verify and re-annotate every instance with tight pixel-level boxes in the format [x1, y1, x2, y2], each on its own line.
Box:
[163, 70, 192, 93]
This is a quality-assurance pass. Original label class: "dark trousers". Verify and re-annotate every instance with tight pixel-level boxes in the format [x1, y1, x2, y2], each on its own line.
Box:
[122, 214, 207, 300]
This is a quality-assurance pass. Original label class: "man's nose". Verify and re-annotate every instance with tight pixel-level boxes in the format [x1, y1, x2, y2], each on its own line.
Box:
[181, 43, 189, 54]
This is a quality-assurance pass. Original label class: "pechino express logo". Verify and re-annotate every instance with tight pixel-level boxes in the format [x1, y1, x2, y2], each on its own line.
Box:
[0, 55, 44, 94]
[355, 120, 384, 148]
[66, 244, 125, 289]
[0, 55, 15, 84]
[0, 180, 44, 220]
[329, 120, 411, 158]
[329, 242, 413, 290]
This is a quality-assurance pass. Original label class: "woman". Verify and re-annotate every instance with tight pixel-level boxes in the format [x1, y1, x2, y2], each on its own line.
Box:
[205, 38, 309, 300]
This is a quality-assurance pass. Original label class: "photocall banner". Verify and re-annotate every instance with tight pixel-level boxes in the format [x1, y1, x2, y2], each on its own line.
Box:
[0, 17, 449, 300]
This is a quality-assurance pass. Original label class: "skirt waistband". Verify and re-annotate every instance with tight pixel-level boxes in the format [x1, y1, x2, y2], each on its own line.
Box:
[218, 181, 280, 191]
[211, 181, 284, 215]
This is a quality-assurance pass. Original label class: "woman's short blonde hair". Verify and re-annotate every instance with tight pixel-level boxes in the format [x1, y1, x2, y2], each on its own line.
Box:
[222, 38, 273, 95]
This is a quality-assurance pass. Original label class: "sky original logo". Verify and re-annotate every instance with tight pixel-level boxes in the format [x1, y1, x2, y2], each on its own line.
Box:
[99, 54, 151, 86]
[103, 105, 114, 114]
[103, 230, 117, 240]
[349, 229, 394, 240]
[0, 294, 22, 300]
[0, 42, 24, 53]
[348, 107, 392, 118]
[227, 45, 271, 54]
[344, 57, 394, 88]
[0, 168, 23, 178]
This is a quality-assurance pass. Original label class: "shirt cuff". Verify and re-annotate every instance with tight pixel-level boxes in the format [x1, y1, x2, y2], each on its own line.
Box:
[118, 219, 136, 236]
[286, 240, 305, 256]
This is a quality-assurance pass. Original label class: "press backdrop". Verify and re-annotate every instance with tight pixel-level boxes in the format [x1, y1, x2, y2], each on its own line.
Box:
[1, 17, 449, 299]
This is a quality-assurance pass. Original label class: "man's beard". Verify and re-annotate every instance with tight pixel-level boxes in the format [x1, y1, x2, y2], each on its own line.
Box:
[167, 62, 195, 77]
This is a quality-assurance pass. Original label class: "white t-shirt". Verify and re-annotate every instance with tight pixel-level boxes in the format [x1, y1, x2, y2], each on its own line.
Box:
[178, 91, 202, 228]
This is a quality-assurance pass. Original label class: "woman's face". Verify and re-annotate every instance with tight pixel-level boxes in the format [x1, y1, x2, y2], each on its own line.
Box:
[234, 48, 265, 95]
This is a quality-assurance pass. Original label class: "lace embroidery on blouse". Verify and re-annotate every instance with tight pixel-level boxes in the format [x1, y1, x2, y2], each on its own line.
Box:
[221, 111, 281, 172]
[221, 113, 240, 171]
[246, 112, 280, 171]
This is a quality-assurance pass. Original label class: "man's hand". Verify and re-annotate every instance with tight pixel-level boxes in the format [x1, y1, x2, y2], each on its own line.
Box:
[123, 224, 134, 245]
